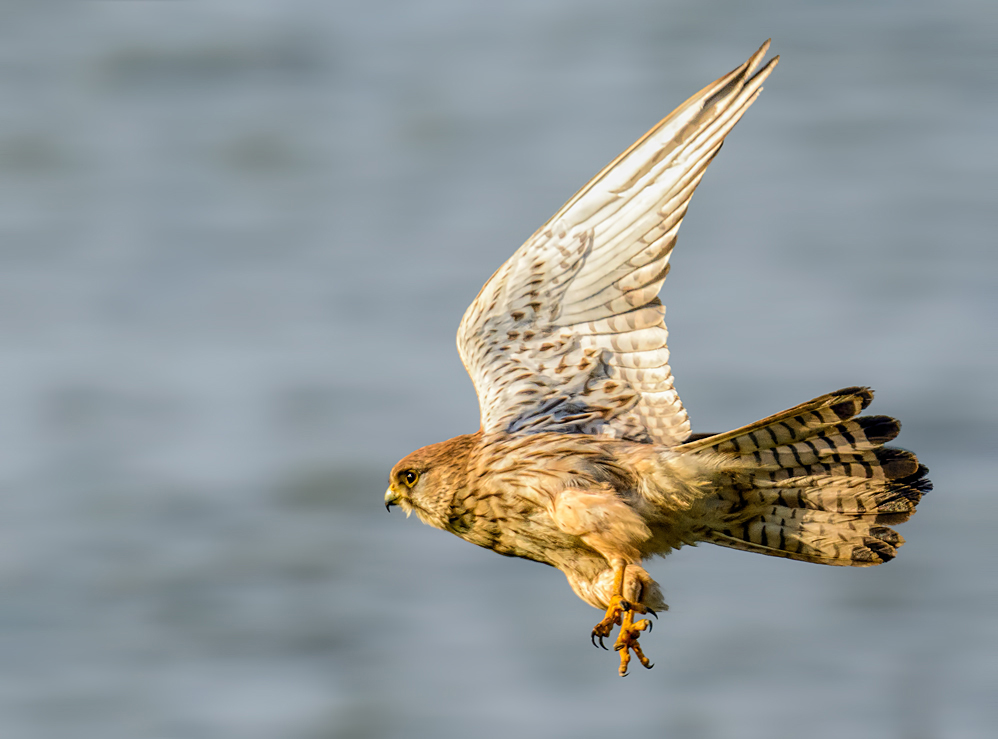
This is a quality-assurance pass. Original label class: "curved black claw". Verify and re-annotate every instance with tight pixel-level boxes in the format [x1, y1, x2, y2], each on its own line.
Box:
[591, 632, 607, 650]
[645, 663, 655, 670]
[646, 607, 659, 619]
[646, 619, 653, 633]
[619, 599, 631, 612]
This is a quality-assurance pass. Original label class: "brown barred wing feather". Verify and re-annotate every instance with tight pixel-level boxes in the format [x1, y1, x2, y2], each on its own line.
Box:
[457, 42, 779, 444]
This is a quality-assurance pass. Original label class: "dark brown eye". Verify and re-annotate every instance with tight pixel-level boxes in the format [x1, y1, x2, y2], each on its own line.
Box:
[402, 470, 419, 488]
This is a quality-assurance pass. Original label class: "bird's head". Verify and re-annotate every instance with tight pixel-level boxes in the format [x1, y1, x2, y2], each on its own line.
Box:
[385, 433, 479, 528]
[385, 452, 427, 519]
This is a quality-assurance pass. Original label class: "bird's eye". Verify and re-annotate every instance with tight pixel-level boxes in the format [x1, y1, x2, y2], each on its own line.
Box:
[402, 470, 419, 488]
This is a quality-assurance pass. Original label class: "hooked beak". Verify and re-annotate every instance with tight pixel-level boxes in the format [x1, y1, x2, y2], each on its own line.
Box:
[384, 487, 399, 512]
[384, 486, 414, 517]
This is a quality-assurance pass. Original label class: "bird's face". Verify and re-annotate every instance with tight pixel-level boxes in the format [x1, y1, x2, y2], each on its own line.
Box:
[384, 434, 479, 528]
[384, 461, 423, 518]
[385, 446, 452, 528]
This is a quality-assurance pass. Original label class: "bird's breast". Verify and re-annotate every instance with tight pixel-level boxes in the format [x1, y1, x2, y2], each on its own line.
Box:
[444, 486, 574, 566]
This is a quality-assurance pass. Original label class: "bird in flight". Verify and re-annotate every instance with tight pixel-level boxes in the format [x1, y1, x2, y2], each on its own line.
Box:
[385, 40, 929, 676]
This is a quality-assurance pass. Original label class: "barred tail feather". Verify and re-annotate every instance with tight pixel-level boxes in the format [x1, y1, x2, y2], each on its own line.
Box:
[679, 387, 931, 566]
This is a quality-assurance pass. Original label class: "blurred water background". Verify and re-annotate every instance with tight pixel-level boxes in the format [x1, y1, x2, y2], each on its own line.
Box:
[1, 1, 995, 737]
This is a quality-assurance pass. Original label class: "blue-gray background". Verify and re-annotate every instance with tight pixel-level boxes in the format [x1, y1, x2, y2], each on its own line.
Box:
[3, 1, 994, 738]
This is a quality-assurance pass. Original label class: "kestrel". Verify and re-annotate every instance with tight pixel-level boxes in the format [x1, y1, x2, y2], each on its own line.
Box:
[385, 41, 929, 676]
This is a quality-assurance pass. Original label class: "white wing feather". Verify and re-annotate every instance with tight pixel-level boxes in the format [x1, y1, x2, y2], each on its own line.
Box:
[458, 42, 779, 444]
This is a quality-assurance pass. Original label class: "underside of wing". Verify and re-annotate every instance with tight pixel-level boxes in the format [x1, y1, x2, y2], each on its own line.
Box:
[458, 41, 779, 445]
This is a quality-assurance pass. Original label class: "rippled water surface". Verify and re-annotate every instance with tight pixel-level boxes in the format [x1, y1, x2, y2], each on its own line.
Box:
[2, 2, 995, 737]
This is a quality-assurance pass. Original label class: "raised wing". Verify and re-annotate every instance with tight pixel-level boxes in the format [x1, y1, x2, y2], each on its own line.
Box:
[458, 42, 778, 445]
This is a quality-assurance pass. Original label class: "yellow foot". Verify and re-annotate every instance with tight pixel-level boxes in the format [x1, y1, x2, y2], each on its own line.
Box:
[591, 596, 657, 676]
[590, 594, 626, 649]
[614, 608, 654, 677]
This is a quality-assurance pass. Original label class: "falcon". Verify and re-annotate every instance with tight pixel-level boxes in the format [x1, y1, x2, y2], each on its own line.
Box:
[385, 41, 929, 676]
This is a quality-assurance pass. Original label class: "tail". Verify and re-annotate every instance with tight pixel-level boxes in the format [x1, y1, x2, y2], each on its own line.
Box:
[677, 387, 931, 566]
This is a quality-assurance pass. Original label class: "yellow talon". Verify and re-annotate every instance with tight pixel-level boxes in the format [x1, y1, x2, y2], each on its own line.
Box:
[591, 594, 627, 649]
[590, 564, 656, 675]
[614, 609, 653, 676]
